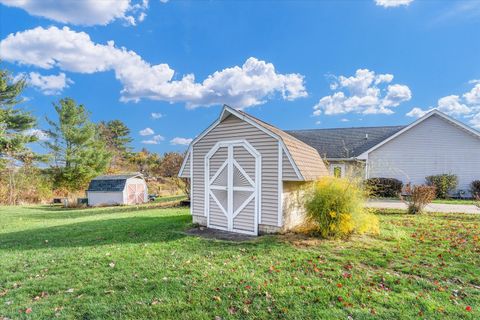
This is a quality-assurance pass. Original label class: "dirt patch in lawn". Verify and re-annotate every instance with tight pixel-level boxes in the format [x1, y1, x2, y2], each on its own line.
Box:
[185, 227, 257, 242]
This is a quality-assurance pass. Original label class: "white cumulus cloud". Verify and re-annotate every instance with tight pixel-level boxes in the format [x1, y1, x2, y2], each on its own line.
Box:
[313, 69, 411, 116]
[375, 0, 414, 8]
[406, 81, 480, 129]
[0, 0, 150, 26]
[463, 81, 480, 105]
[470, 113, 480, 129]
[25, 72, 73, 95]
[0, 26, 307, 109]
[406, 107, 432, 118]
[170, 137, 193, 146]
[151, 112, 163, 119]
[142, 134, 164, 145]
[436, 95, 471, 115]
[139, 127, 154, 136]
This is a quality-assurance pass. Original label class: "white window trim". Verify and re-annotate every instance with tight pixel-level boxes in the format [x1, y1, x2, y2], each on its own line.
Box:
[330, 163, 346, 178]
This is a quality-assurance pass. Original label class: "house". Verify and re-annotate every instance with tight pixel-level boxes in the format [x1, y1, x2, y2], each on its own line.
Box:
[86, 173, 148, 206]
[288, 109, 480, 195]
[180, 106, 480, 235]
[178, 105, 329, 235]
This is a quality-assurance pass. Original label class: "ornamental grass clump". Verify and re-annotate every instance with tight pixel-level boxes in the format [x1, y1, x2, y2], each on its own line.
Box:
[303, 177, 379, 239]
[401, 184, 436, 214]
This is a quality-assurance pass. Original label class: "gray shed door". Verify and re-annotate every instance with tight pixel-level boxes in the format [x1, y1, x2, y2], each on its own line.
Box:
[205, 140, 260, 235]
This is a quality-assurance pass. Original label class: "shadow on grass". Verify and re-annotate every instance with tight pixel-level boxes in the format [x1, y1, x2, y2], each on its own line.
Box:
[0, 214, 191, 250]
[21, 203, 186, 220]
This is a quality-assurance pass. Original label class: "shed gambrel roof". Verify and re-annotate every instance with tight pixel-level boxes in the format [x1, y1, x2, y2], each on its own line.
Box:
[286, 126, 406, 159]
[87, 173, 144, 192]
[236, 110, 329, 180]
[179, 105, 329, 181]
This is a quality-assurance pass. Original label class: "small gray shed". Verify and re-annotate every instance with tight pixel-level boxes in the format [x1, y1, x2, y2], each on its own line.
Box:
[179, 105, 329, 235]
[86, 173, 148, 206]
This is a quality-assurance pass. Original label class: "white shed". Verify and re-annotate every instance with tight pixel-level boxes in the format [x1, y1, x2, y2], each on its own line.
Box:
[179, 105, 329, 235]
[86, 173, 148, 206]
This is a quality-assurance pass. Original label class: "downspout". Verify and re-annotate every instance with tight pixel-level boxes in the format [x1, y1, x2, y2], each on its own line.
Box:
[364, 156, 369, 180]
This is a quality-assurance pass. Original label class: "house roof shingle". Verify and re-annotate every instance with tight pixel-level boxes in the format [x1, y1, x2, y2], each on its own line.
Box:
[286, 126, 406, 159]
[87, 173, 143, 192]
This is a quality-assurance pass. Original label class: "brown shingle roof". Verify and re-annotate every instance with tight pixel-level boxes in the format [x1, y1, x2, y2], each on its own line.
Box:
[237, 110, 329, 181]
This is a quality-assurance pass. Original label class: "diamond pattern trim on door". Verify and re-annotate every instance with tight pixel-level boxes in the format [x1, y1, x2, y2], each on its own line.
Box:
[205, 140, 261, 235]
[127, 183, 145, 204]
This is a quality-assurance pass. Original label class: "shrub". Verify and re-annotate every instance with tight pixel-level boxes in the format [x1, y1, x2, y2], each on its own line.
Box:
[470, 180, 480, 199]
[0, 166, 54, 205]
[303, 177, 379, 238]
[402, 184, 436, 214]
[365, 177, 403, 198]
[425, 174, 458, 199]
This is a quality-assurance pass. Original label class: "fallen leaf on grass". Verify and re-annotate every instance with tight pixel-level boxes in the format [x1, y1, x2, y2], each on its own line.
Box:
[213, 296, 221, 302]
[228, 306, 237, 315]
[33, 291, 48, 301]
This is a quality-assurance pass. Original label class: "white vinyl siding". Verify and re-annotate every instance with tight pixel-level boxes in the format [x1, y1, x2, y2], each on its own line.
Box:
[368, 114, 480, 193]
[192, 114, 279, 226]
[282, 151, 299, 180]
[87, 191, 124, 206]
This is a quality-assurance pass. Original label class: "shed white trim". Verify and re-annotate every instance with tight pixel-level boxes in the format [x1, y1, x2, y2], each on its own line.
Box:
[178, 105, 303, 181]
[277, 141, 283, 227]
[178, 149, 191, 177]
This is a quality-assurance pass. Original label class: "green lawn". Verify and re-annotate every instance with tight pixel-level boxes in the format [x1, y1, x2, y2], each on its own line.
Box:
[372, 197, 478, 205]
[0, 206, 478, 319]
[431, 199, 478, 205]
[370, 197, 478, 205]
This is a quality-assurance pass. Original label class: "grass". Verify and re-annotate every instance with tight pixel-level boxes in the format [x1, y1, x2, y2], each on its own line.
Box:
[371, 197, 477, 205]
[153, 194, 187, 203]
[431, 199, 478, 205]
[0, 206, 479, 319]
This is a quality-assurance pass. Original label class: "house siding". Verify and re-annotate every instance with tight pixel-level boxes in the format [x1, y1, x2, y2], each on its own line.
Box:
[368, 114, 480, 194]
[192, 114, 280, 226]
[282, 181, 309, 230]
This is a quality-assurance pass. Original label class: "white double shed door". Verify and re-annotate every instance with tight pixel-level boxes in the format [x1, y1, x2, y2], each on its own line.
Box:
[205, 140, 261, 235]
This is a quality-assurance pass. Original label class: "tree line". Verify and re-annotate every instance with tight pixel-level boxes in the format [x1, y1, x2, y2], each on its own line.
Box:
[0, 65, 185, 205]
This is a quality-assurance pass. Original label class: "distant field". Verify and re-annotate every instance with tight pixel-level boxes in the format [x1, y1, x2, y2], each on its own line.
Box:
[0, 205, 478, 319]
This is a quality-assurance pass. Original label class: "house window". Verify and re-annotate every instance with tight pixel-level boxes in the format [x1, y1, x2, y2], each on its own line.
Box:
[330, 164, 345, 178]
[333, 166, 342, 178]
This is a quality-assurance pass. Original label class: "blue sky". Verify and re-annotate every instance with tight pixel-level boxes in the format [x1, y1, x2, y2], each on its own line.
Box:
[1, 0, 480, 154]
